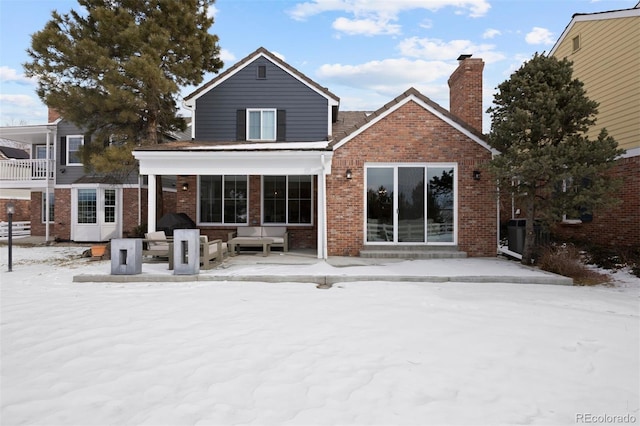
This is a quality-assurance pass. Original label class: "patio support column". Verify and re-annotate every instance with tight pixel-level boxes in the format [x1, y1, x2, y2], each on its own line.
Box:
[317, 154, 328, 259]
[147, 174, 157, 233]
[44, 130, 51, 242]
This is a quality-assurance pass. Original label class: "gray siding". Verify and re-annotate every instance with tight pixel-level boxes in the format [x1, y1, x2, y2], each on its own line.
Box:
[55, 120, 138, 185]
[195, 57, 329, 142]
[56, 120, 86, 185]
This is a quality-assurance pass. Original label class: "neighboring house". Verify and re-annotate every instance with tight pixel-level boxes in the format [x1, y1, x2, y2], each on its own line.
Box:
[0, 109, 150, 242]
[549, 4, 640, 247]
[134, 47, 498, 258]
[0, 143, 32, 222]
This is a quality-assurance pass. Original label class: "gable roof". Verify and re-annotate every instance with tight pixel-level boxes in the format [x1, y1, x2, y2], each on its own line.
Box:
[550, 5, 640, 55]
[331, 87, 496, 154]
[183, 47, 340, 107]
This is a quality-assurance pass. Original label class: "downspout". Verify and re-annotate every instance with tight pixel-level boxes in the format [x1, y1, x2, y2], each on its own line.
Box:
[182, 100, 196, 140]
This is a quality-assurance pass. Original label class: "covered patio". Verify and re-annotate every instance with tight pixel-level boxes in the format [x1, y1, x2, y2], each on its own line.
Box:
[133, 142, 334, 259]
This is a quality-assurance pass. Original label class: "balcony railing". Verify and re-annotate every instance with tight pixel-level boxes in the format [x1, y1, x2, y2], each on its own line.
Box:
[0, 159, 55, 181]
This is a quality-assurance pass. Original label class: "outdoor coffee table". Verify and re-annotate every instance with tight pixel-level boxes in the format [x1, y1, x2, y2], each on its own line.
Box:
[228, 237, 273, 257]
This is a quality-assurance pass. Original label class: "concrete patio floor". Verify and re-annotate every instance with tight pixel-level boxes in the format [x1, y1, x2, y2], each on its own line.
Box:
[2, 236, 572, 286]
[73, 248, 574, 286]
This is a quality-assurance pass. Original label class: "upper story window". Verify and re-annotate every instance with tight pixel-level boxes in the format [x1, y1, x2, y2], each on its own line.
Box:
[66, 135, 84, 165]
[247, 109, 276, 141]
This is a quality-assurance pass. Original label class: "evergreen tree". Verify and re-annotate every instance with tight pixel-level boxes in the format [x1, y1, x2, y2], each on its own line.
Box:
[24, 0, 223, 218]
[487, 53, 623, 265]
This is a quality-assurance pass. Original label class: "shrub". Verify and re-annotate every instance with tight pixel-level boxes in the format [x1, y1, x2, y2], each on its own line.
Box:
[536, 244, 612, 286]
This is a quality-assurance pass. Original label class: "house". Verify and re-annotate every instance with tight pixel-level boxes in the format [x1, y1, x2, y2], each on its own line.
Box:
[0, 109, 151, 242]
[134, 47, 498, 258]
[549, 4, 640, 247]
[0, 143, 32, 222]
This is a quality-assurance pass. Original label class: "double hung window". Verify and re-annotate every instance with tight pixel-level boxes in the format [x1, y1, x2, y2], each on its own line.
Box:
[67, 135, 84, 165]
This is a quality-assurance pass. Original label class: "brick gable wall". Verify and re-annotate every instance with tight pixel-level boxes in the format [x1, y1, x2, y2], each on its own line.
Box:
[327, 101, 496, 257]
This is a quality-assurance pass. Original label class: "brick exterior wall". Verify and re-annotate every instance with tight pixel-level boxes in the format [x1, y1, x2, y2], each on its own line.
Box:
[551, 155, 640, 247]
[448, 58, 484, 134]
[53, 188, 71, 240]
[0, 199, 30, 222]
[327, 100, 496, 257]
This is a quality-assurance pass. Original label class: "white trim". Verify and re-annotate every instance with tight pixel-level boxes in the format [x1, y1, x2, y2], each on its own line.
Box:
[135, 150, 333, 176]
[66, 134, 84, 165]
[332, 95, 497, 154]
[550, 7, 640, 55]
[622, 147, 640, 158]
[247, 108, 277, 141]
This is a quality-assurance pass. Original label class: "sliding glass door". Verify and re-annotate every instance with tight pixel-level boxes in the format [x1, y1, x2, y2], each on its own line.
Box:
[366, 164, 455, 244]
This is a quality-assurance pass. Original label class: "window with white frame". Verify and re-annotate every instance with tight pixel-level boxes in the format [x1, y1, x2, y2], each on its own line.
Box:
[41, 192, 54, 223]
[67, 135, 84, 165]
[199, 175, 248, 224]
[247, 109, 276, 141]
[263, 175, 313, 225]
[104, 189, 116, 223]
[77, 189, 97, 224]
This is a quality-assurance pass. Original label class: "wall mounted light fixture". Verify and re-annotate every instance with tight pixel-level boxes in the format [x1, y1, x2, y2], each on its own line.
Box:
[473, 170, 481, 181]
[346, 169, 353, 180]
[182, 182, 189, 191]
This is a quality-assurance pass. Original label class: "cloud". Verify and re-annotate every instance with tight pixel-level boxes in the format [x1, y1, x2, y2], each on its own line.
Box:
[332, 16, 401, 36]
[219, 49, 236, 63]
[482, 28, 501, 39]
[0, 94, 39, 108]
[317, 58, 455, 106]
[0, 66, 36, 85]
[525, 27, 554, 45]
[398, 37, 506, 63]
[288, 0, 491, 35]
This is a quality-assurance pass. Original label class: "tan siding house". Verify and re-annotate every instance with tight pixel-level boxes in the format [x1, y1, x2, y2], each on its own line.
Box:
[550, 5, 639, 247]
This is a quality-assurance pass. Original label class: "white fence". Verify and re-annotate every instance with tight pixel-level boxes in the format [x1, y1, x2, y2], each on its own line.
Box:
[0, 159, 54, 181]
[0, 221, 31, 238]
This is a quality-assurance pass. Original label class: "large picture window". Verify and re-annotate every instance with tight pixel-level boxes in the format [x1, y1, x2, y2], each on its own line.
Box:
[199, 175, 248, 224]
[247, 109, 276, 141]
[263, 175, 312, 224]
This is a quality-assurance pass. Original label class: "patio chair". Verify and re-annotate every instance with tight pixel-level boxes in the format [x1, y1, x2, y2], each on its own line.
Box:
[142, 231, 171, 259]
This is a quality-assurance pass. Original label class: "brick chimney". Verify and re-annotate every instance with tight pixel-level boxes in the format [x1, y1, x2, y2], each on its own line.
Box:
[447, 54, 484, 133]
[48, 107, 62, 123]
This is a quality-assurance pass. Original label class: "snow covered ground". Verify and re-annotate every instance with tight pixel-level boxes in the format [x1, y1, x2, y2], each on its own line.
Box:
[1, 245, 638, 425]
